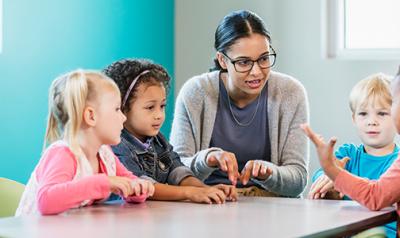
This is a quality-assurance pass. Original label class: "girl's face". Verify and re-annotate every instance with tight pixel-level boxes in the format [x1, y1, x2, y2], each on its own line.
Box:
[94, 87, 127, 145]
[352, 100, 396, 150]
[218, 33, 272, 97]
[124, 82, 166, 142]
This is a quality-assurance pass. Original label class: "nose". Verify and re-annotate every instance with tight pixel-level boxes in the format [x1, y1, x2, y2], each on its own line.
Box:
[121, 112, 127, 123]
[249, 61, 263, 76]
[154, 110, 164, 120]
[367, 116, 378, 126]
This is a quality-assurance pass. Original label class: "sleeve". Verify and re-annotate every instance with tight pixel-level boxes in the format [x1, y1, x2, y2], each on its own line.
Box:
[36, 146, 110, 215]
[169, 82, 219, 181]
[163, 139, 195, 185]
[334, 157, 400, 211]
[251, 81, 309, 197]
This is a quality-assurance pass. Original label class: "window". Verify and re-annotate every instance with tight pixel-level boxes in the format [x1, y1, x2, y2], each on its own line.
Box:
[324, 0, 400, 59]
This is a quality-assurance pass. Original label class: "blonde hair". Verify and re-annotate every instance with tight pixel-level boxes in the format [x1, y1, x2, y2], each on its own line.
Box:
[349, 73, 393, 114]
[44, 69, 119, 157]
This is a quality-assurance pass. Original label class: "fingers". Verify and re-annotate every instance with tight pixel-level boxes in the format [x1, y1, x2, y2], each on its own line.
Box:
[337, 157, 350, 169]
[217, 155, 228, 172]
[142, 180, 154, 196]
[224, 155, 239, 186]
[214, 185, 238, 202]
[148, 181, 155, 196]
[208, 190, 226, 204]
[228, 186, 238, 202]
[109, 176, 135, 198]
[208, 151, 240, 185]
[130, 179, 155, 197]
[214, 184, 229, 195]
[309, 176, 329, 199]
[240, 161, 253, 185]
[327, 137, 337, 154]
[132, 180, 141, 196]
[216, 152, 239, 185]
[319, 180, 334, 196]
[240, 160, 271, 185]
[252, 161, 261, 177]
[300, 124, 321, 146]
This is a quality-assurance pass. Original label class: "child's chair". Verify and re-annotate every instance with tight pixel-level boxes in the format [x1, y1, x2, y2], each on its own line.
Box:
[0, 177, 25, 217]
[353, 226, 387, 238]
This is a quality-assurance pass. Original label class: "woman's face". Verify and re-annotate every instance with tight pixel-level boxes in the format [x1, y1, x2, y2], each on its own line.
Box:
[218, 33, 272, 97]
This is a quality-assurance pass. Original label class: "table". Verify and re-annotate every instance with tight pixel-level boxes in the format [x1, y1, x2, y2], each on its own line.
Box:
[0, 197, 396, 238]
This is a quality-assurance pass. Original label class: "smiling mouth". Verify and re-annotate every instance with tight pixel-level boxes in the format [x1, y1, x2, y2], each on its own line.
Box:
[245, 79, 262, 88]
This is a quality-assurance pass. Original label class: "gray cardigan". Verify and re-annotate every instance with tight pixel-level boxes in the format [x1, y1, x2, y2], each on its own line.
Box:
[170, 70, 309, 197]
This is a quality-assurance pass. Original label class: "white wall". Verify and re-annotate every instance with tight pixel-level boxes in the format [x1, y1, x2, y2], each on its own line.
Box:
[175, 0, 399, 194]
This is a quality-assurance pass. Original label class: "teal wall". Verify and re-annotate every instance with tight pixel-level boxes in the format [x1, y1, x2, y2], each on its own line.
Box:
[0, 0, 174, 183]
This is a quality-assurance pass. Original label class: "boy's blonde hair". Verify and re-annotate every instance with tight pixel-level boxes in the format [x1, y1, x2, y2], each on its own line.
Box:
[44, 69, 119, 156]
[349, 73, 393, 114]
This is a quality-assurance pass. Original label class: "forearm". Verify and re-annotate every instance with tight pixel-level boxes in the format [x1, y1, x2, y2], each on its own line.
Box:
[37, 174, 110, 215]
[179, 176, 206, 187]
[149, 183, 190, 201]
[334, 165, 400, 211]
[322, 164, 342, 181]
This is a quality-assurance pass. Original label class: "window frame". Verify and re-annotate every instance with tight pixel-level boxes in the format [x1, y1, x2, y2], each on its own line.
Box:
[323, 0, 400, 60]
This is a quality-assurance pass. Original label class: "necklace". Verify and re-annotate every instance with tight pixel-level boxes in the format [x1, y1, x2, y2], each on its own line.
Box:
[227, 90, 261, 127]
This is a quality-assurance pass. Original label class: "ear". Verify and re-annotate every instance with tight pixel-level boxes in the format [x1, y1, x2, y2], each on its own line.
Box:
[216, 52, 228, 70]
[83, 106, 96, 127]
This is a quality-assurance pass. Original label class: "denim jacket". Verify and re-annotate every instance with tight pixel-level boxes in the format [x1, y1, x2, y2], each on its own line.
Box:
[112, 129, 194, 185]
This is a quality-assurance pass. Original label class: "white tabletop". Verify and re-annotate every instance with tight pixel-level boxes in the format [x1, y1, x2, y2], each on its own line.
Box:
[0, 197, 396, 238]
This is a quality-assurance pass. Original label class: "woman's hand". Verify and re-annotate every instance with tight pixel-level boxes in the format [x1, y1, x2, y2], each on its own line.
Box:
[206, 150, 240, 185]
[213, 184, 238, 202]
[301, 124, 343, 180]
[240, 160, 273, 185]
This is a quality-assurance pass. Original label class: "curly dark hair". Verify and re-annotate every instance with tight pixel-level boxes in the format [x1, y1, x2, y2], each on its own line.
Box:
[103, 59, 171, 112]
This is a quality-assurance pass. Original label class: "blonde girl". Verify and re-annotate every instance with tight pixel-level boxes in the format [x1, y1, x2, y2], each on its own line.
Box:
[16, 70, 154, 216]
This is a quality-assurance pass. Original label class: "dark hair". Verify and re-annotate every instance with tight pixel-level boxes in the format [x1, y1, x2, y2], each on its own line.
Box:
[211, 10, 272, 72]
[103, 59, 170, 112]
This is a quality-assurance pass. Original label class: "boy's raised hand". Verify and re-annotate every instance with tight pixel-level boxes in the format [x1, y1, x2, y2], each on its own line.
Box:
[213, 184, 238, 202]
[300, 124, 342, 180]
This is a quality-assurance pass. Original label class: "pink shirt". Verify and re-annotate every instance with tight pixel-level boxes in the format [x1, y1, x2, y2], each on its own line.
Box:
[334, 157, 400, 234]
[36, 144, 147, 215]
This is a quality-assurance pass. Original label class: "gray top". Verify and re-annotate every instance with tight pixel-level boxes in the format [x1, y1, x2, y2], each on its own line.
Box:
[206, 78, 270, 187]
[170, 70, 310, 197]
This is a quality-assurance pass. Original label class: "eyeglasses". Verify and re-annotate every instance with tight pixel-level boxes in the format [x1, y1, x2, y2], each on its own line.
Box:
[221, 46, 277, 73]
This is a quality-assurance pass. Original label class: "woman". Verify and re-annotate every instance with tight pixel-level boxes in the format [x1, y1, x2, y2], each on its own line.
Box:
[170, 10, 309, 197]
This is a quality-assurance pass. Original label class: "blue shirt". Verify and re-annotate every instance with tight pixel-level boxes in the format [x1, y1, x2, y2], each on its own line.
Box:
[206, 79, 271, 187]
[312, 143, 399, 238]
